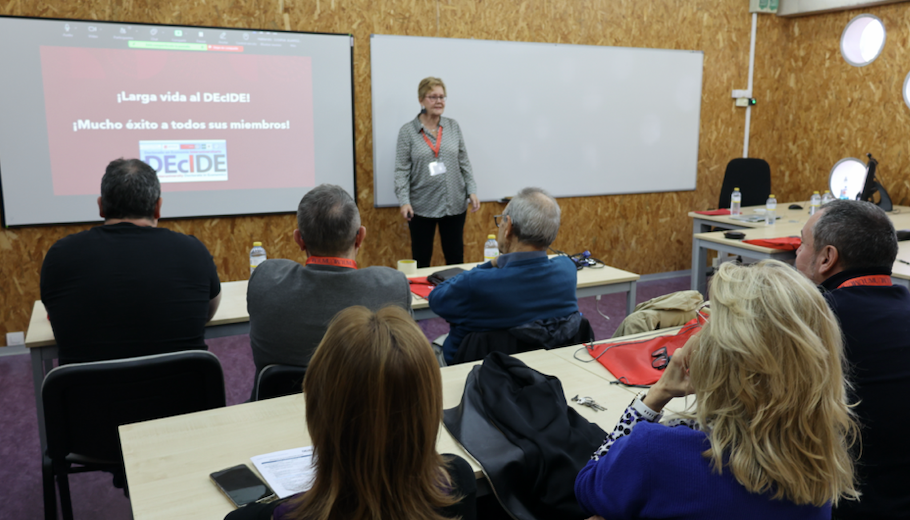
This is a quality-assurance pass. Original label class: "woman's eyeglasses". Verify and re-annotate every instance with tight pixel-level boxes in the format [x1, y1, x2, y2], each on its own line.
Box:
[651, 346, 671, 370]
[426, 95, 446, 102]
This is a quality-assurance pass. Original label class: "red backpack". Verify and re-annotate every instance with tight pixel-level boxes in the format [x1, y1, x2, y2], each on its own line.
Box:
[588, 315, 705, 386]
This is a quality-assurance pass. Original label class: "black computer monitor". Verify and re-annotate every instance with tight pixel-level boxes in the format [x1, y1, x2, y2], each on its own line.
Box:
[858, 154, 877, 201]
[859, 153, 892, 211]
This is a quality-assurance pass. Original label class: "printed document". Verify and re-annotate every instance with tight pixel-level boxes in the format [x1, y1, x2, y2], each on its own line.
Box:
[251, 446, 316, 499]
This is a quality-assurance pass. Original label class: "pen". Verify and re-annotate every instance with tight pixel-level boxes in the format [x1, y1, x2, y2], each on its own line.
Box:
[899, 259, 910, 265]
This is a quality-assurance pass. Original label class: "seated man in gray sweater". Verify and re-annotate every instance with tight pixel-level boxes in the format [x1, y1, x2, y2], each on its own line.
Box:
[247, 184, 412, 388]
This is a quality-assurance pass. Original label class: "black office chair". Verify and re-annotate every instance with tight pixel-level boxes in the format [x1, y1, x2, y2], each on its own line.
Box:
[41, 350, 226, 520]
[717, 158, 772, 209]
[452, 316, 595, 365]
[253, 364, 308, 401]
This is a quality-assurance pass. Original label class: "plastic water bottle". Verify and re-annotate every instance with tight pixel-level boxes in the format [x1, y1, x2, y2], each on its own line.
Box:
[822, 190, 835, 205]
[809, 191, 821, 215]
[765, 195, 777, 225]
[730, 187, 742, 216]
[484, 235, 499, 262]
[250, 241, 267, 276]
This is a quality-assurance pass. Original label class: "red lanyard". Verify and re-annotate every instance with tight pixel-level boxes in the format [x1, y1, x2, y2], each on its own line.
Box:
[837, 275, 891, 288]
[421, 126, 443, 158]
[305, 256, 358, 269]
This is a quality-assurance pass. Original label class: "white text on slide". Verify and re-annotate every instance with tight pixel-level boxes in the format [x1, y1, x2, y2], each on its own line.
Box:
[72, 119, 290, 132]
[116, 91, 252, 104]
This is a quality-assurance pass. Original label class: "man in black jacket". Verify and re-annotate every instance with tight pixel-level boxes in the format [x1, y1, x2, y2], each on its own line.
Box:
[795, 200, 909, 519]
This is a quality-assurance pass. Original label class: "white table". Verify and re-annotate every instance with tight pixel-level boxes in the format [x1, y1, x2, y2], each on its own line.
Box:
[409, 256, 640, 320]
[688, 202, 813, 236]
[890, 241, 910, 289]
[27, 254, 639, 461]
[691, 224, 802, 295]
[119, 348, 638, 519]
[688, 204, 910, 295]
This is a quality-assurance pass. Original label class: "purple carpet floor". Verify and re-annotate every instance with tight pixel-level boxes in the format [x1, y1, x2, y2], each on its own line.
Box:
[0, 275, 689, 519]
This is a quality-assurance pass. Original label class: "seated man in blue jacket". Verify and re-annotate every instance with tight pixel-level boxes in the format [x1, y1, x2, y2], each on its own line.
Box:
[429, 187, 578, 363]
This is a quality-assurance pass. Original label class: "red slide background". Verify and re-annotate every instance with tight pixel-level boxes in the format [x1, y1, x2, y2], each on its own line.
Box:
[40, 46, 315, 195]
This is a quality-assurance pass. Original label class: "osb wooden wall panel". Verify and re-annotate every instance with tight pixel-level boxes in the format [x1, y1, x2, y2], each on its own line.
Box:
[750, 3, 910, 208]
[0, 0, 756, 345]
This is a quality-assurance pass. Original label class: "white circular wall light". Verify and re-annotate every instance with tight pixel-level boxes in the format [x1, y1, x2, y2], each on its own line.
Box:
[840, 14, 885, 67]
[829, 157, 867, 200]
[902, 70, 910, 110]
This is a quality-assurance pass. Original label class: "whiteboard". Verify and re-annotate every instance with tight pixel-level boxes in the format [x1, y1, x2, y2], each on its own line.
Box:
[370, 34, 703, 207]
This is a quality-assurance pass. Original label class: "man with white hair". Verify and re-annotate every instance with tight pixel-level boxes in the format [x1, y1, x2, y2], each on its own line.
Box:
[429, 187, 578, 363]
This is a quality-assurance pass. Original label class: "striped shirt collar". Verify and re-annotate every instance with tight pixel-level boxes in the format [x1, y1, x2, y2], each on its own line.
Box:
[411, 114, 447, 134]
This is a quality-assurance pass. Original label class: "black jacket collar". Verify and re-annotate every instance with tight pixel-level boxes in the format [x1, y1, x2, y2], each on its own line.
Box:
[819, 265, 893, 293]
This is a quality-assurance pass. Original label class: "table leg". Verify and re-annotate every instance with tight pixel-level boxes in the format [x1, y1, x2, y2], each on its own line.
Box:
[626, 282, 637, 316]
[692, 239, 709, 296]
[32, 347, 48, 455]
[692, 218, 711, 235]
[413, 308, 438, 321]
[690, 218, 749, 296]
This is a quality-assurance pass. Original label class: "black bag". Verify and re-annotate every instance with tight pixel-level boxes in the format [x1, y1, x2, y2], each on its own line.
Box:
[428, 267, 465, 285]
[443, 352, 605, 520]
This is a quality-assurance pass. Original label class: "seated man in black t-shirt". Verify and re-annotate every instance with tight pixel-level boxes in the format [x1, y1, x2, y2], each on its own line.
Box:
[40, 158, 221, 364]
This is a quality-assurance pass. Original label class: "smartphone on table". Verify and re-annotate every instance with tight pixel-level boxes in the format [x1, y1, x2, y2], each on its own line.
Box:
[210, 464, 277, 507]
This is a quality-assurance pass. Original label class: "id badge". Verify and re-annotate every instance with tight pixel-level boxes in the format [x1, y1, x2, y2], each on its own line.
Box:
[428, 161, 447, 176]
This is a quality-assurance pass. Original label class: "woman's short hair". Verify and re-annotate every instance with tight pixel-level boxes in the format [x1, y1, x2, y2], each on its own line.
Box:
[100, 158, 161, 220]
[503, 187, 561, 248]
[292, 306, 457, 519]
[688, 260, 858, 507]
[418, 77, 446, 100]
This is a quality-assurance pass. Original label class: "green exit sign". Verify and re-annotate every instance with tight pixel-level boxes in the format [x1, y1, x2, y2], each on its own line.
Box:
[749, 0, 779, 13]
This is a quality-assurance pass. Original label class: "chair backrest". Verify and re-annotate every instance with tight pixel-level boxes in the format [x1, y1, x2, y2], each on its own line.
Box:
[454, 316, 595, 364]
[254, 364, 307, 401]
[718, 158, 771, 209]
[575, 317, 595, 344]
[42, 350, 226, 462]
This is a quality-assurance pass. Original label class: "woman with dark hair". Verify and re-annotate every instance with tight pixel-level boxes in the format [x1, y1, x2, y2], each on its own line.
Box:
[227, 305, 476, 520]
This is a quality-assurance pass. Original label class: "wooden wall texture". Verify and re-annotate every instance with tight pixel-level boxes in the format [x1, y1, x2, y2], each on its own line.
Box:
[2, 0, 905, 345]
[753, 3, 910, 206]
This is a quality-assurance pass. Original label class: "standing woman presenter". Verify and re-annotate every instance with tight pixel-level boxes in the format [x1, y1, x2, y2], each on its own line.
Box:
[395, 77, 479, 267]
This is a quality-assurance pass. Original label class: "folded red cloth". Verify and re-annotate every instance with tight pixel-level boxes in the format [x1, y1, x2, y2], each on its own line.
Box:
[408, 277, 434, 299]
[694, 209, 731, 216]
[743, 237, 801, 250]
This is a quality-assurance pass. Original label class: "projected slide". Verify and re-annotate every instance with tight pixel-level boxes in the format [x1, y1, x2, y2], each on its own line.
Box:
[0, 17, 354, 226]
[40, 47, 314, 195]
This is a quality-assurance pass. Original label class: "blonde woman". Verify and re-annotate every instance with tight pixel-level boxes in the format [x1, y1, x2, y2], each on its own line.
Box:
[227, 306, 476, 520]
[395, 77, 479, 267]
[575, 260, 858, 519]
